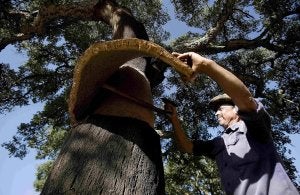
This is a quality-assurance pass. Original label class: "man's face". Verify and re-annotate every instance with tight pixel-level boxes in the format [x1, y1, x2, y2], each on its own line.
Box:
[215, 104, 239, 129]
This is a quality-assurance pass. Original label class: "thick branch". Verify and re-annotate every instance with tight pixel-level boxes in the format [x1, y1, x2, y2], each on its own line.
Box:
[207, 0, 236, 40]
[175, 37, 282, 54]
[0, 0, 104, 51]
[187, 0, 236, 48]
[174, 4, 299, 54]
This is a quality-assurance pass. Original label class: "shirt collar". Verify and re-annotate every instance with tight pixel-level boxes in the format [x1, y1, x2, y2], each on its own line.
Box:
[223, 121, 242, 134]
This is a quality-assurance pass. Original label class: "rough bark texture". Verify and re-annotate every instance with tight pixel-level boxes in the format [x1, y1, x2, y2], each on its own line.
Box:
[41, 116, 165, 195]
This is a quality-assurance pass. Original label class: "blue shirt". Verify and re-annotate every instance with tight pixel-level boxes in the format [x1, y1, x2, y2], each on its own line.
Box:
[193, 100, 299, 195]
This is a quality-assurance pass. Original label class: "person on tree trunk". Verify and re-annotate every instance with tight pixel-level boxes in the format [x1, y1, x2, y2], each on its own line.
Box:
[41, 1, 165, 194]
[164, 52, 299, 195]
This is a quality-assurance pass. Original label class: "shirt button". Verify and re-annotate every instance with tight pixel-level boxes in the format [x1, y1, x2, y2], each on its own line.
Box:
[227, 182, 231, 186]
[224, 162, 228, 167]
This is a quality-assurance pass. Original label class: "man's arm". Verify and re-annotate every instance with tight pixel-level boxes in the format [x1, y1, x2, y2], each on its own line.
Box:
[173, 52, 257, 112]
[164, 103, 193, 154]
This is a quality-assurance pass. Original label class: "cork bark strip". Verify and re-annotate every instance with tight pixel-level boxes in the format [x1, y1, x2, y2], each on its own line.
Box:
[69, 38, 194, 122]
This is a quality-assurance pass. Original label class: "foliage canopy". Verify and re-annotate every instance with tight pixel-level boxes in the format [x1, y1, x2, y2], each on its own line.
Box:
[0, 0, 299, 193]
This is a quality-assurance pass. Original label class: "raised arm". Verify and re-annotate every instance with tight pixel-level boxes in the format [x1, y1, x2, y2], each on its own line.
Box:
[164, 102, 193, 154]
[172, 52, 257, 112]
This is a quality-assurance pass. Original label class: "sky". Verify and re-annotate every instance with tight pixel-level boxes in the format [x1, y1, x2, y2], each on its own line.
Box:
[0, 46, 43, 195]
[0, 1, 299, 195]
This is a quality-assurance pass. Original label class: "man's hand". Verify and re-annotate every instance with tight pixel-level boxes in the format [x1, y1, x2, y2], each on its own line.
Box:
[162, 98, 178, 121]
[172, 52, 213, 74]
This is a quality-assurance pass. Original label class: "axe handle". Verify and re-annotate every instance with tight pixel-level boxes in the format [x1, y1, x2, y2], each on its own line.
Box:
[102, 84, 171, 115]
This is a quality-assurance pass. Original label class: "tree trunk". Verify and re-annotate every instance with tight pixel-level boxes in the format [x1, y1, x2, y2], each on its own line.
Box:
[42, 1, 165, 194]
[41, 115, 165, 194]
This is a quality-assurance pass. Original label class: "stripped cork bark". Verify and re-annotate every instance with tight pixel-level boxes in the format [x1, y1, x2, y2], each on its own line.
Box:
[69, 38, 194, 122]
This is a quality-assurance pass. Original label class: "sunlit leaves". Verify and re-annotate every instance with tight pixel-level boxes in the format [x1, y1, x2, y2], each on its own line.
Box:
[34, 161, 53, 191]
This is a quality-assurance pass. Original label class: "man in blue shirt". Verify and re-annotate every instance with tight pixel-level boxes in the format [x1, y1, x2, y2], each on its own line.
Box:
[165, 52, 299, 194]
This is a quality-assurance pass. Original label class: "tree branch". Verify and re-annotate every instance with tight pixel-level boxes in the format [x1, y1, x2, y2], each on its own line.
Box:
[183, 0, 236, 48]
[0, 0, 103, 51]
[173, 3, 299, 54]
[174, 35, 286, 54]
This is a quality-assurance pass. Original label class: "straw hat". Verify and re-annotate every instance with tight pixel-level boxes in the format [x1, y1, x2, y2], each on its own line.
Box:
[208, 93, 235, 111]
[69, 38, 194, 122]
